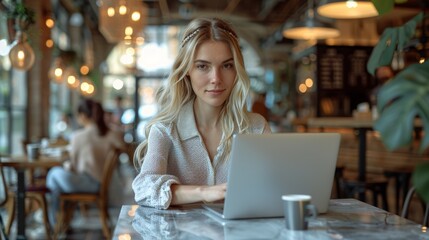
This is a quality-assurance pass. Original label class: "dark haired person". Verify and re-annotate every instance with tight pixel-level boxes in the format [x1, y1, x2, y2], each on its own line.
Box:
[46, 99, 124, 225]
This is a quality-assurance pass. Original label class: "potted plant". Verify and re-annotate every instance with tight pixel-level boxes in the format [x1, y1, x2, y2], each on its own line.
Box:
[368, 0, 429, 202]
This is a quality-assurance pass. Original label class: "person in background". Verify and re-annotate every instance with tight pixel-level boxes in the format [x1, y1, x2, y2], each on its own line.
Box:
[132, 17, 271, 210]
[46, 98, 125, 225]
[370, 65, 395, 107]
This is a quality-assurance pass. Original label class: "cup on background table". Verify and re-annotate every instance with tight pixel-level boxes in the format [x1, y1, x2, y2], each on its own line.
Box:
[282, 194, 317, 230]
[26, 143, 41, 161]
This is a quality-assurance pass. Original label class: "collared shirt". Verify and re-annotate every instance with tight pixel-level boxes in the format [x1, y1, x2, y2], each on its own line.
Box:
[132, 100, 271, 209]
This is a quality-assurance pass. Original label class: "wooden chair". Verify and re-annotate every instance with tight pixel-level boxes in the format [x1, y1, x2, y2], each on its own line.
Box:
[54, 148, 121, 239]
[0, 157, 52, 239]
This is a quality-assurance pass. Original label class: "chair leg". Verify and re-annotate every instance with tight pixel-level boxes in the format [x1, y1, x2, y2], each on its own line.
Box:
[54, 199, 67, 238]
[382, 189, 389, 211]
[98, 202, 111, 239]
[28, 193, 51, 240]
[423, 204, 429, 227]
[5, 192, 15, 236]
[401, 186, 416, 218]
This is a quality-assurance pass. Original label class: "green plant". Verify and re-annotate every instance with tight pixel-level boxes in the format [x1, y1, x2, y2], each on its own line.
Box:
[369, 1, 429, 203]
[6, 3, 35, 31]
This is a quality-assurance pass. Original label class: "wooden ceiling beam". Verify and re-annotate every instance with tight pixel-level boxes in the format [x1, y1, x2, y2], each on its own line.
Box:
[158, 0, 170, 18]
[224, 0, 240, 14]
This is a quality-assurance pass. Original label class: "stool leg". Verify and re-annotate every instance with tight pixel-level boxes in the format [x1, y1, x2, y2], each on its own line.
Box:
[424, 204, 429, 227]
[401, 187, 416, 218]
[382, 185, 389, 211]
[372, 190, 378, 208]
[395, 178, 401, 213]
[335, 177, 341, 198]
[401, 174, 411, 214]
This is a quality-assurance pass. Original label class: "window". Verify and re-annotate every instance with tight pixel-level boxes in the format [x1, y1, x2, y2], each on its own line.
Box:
[0, 13, 28, 155]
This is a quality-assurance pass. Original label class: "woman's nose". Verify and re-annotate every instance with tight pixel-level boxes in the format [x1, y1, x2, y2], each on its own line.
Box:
[210, 68, 222, 83]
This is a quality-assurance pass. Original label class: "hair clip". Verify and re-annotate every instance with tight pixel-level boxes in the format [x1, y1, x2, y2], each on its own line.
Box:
[220, 28, 239, 41]
[181, 29, 200, 48]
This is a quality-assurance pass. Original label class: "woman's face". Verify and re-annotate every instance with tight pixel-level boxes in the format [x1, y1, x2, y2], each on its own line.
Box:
[188, 40, 236, 109]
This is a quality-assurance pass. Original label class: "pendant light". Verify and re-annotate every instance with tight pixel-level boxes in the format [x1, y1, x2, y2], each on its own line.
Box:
[283, 0, 340, 40]
[9, 31, 35, 70]
[8, 4, 36, 71]
[317, 0, 378, 19]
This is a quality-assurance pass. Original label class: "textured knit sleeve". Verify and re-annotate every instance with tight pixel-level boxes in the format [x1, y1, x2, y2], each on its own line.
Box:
[132, 124, 180, 209]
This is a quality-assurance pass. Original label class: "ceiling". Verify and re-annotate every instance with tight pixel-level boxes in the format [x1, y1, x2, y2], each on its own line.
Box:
[61, 0, 427, 61]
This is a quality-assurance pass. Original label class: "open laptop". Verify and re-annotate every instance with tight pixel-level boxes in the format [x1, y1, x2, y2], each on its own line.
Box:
[203, 132, 341, 220]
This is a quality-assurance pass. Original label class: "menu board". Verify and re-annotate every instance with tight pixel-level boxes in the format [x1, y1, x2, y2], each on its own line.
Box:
[316, 45, 376, 117]
[318, 47, 344, 90]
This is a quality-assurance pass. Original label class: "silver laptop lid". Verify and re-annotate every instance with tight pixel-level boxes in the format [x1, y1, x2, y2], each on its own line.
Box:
[222, 133, 341, 219]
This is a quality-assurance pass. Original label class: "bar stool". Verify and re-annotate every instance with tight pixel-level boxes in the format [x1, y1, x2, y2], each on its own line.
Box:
[333, 166, 345, 198]
[341, 177, 389, 211]
[383, 167, 414, 214]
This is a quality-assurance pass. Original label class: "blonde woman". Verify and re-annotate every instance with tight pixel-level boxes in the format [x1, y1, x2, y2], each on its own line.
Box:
[132, 17, 271, 209]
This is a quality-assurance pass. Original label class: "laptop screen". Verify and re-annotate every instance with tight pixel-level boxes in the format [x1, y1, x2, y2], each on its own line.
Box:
[211, 132, 341, 219]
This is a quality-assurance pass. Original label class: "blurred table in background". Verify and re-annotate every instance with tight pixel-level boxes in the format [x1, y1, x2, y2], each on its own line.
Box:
[0, 155, 65, 239]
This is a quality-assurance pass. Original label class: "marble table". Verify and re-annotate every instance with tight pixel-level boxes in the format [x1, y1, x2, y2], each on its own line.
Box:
[113, 199, 429, 240]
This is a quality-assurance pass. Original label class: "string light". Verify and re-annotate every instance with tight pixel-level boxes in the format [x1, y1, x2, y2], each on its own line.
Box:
[9, 31, 35, 71]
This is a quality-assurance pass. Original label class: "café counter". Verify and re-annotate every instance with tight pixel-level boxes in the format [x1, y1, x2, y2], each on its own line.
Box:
[112, 199, 429, 240]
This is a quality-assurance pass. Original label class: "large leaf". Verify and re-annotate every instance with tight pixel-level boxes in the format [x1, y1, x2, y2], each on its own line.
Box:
[371, 0, 395, 15]
[374, 61, 429, 152]
[367, 12, 423, 75]
[412, 163, 429, 203]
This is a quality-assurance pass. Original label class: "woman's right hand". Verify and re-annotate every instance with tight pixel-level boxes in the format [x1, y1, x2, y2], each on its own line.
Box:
[201, 183, 227, 203]
[170, 183, 227, 206]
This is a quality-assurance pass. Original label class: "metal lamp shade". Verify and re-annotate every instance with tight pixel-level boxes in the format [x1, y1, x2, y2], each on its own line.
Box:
[317, 0, 378, 19]
[283, 18, 340, 40]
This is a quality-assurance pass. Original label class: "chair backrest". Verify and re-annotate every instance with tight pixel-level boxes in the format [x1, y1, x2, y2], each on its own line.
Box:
[99, 148, 121, 204]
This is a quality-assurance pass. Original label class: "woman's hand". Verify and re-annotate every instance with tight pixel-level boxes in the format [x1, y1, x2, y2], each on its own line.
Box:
[170, 183, 227, 205]
[201, 183, 227, 203]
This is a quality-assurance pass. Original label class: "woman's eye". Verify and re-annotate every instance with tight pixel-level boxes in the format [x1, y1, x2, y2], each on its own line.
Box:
[196, 64, 208, 71]
[224, 63, 234, 69]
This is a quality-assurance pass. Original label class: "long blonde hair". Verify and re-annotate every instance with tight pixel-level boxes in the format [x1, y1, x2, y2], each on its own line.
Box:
[134, 17, 251, 169]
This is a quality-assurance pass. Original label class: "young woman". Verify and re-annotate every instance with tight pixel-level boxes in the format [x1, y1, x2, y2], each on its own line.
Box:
[132, 17, 271, 209]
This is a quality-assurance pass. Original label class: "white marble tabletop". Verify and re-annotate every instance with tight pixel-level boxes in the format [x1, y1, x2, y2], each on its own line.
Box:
[113, 199, 429, 240]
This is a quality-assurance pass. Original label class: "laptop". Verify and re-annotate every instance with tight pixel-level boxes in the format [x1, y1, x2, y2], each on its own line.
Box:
[203, 132, 341, 220]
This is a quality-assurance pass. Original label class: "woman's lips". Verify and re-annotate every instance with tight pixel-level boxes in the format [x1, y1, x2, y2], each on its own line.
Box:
[206, 89, 225, 94]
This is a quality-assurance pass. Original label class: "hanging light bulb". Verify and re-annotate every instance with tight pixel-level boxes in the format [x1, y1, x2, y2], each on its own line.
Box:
[48, 58, 65, 83]
[63, 66, 80, 89]
[80, 77, 96, 97]
[8, 31, 35, 71]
